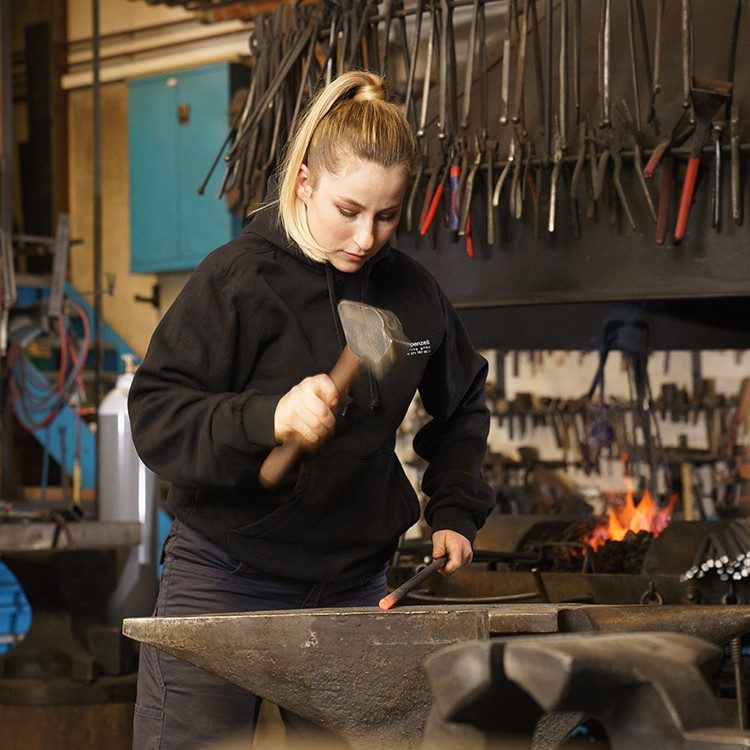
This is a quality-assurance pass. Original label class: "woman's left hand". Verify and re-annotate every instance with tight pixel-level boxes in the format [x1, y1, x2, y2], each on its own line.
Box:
[431, 530, 473, 577]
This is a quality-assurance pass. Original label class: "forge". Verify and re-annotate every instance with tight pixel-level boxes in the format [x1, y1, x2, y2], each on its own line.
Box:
[124, 603, 750, 748]
[390, 513, 750, 607]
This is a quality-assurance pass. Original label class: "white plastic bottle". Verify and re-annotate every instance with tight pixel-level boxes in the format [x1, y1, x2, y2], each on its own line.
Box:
[98, 354, 158, 626]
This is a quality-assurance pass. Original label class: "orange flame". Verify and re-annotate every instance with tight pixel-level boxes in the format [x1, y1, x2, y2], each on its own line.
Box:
[584, 481, 677, 551]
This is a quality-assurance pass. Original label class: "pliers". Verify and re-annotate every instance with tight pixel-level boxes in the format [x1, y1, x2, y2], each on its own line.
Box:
[405, 148, 428, 234]
[643, 99, 692, 179]
[492, 131, 519, 209]
[568, 121, 588, 238]
[591, 127, 636, 231]
[547, 127, 564, 233]
[419, 145, 454, 237]
[485, 139, 498, 245]
[615, 100, 656, 223]
[458, 138, 483, 238]
[449, 140, 470, 235]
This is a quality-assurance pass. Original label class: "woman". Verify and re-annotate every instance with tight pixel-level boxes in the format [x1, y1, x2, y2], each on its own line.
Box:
[129, 70, 494, 749]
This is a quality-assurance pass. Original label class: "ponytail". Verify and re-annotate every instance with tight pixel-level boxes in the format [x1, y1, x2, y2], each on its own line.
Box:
[278, 71, 416, 262]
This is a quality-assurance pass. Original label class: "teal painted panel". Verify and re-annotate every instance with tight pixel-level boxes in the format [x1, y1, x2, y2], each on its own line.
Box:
[128, 63, 240, 273]
[178, 64, 238, 266]
[129, 72, 180, 273]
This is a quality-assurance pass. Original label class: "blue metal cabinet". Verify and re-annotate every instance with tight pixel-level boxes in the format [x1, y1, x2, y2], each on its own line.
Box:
[128, 63, 245, 273]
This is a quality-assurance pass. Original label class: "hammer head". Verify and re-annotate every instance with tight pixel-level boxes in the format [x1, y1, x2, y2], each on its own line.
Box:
[337, 300, 411, 379]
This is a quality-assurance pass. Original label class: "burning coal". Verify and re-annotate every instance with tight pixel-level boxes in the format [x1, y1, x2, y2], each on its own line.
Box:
[584, 482, 677, 551]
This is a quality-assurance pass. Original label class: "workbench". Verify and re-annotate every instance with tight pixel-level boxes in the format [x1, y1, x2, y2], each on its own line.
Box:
[0, 520, 141, 704]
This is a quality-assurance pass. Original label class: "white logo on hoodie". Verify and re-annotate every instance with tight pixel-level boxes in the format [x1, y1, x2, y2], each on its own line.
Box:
[407, 339, 431, 356]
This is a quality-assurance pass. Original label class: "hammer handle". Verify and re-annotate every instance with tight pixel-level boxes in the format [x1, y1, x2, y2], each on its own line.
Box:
[258, 346, 362, 489]
[328, 344, 362, 394]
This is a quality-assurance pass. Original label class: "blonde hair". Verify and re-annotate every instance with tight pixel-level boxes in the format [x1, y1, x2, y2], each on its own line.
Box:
[278, 71, 417, 263]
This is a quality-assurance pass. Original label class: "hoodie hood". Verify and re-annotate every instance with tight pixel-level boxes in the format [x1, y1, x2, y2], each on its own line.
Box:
[243, 197, 393, 272]
[244, 200, 386, 411]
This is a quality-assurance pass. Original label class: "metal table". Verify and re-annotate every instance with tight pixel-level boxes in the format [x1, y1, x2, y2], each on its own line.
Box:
[1, 520, 141, 704]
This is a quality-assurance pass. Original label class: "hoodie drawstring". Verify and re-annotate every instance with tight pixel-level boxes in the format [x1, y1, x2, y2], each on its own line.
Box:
[325, 264, 347, 350]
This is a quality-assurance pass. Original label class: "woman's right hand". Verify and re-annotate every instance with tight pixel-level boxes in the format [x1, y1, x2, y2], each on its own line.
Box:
[274, 375, 339, 448]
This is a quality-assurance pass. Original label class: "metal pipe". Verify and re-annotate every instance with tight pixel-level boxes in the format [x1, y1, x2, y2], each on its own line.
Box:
[65, 30, 253, 71]
[418, 141, 750, 178]
[0, 0, 15, 502]
[67, 16, 240, 48]
[92, 0, 103, 514]
[0, 0, 12, 247]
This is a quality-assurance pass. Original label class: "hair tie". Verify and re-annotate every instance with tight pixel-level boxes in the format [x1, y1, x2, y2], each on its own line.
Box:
[352, 83, 385, 103]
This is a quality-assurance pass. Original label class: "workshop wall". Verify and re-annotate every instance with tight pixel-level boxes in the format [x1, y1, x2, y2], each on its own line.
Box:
[482, 348, 748, 499]
[67, 0, 195, 38]
[62, 0, 749, 507]
[67, 82, 161, 358]
[395, 0, 750, 306]
[63, 0, 750, 352]
[64, 0, 247, 357]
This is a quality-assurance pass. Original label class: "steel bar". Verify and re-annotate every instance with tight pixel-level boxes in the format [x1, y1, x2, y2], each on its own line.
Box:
[681, 0, 693, 113]
[558, 0, 568, 147]
[91, 0, 103, 407]
[653, 0, 664, 95]
[417, 141, 750, 179]
[499, 0, 513, 124]
[380, 557, 446, 609]
[0, 0, 15, 357]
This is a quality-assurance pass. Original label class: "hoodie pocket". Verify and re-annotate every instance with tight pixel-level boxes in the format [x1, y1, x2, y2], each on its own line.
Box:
[228, 452, 419, 552]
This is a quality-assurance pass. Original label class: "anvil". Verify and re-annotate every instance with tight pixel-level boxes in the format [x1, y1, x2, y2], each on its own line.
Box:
[124, 604, 750, 748]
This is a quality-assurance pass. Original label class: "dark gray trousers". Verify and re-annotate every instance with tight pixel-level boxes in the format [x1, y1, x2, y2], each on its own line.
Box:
[132, 520, 388, 749]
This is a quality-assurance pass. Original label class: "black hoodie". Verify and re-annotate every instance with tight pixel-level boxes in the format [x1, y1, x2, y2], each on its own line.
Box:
[128, 205, 494, 581]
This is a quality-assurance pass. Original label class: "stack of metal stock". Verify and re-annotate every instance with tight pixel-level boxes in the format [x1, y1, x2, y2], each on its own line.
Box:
[681, 520, 750, 583]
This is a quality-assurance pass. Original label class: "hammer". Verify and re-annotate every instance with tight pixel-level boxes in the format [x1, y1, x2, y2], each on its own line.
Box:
[259, 300, 410, 489]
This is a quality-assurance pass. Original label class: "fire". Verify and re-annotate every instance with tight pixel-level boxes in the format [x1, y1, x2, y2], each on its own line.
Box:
[584, 482, 677, 551]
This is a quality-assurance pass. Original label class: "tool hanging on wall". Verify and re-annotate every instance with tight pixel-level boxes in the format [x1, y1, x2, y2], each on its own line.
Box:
[673, 78, 732, 242]
[209, 0, 748, 252]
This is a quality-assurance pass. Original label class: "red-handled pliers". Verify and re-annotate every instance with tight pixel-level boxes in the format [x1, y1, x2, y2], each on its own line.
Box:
[673, 76, 732, 243]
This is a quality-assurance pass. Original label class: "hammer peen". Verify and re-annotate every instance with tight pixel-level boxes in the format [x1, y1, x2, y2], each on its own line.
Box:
[259, 300, 411, 489]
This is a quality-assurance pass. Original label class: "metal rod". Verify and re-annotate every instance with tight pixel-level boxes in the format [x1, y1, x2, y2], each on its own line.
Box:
[0, 0, 15, 356]
[0, 0, 14, 501]
[653, 0, 663, 95]
[573, 0, 580, 122]
[368, 0, 511, 23]
[681, 0, 692, 110]
[379, 558, 448, 610]
[730, 636, 748, 730]
[559, 0, 568, 147]
[92, 0, 103, 512]
[419, 141, 750, 177]
[0, 0, 11, 244]
[544, 0, 553, 158]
